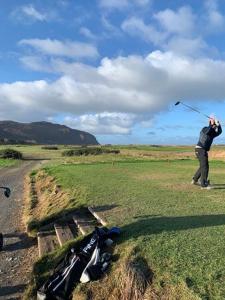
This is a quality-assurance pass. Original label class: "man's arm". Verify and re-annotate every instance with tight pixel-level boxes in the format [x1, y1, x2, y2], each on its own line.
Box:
[202, 125, 215, 135]
[214, 120, 222, 137]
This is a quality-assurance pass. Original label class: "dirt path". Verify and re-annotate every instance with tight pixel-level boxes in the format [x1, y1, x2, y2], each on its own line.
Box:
[0, 160, 43, 300]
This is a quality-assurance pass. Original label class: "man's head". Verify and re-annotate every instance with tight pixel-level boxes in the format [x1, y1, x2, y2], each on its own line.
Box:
[209, 118, 215, 126]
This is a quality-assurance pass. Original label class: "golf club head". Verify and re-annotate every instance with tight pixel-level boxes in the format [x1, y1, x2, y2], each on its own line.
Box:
[175, 101, 180, 106]
[3, 187, 11, 198]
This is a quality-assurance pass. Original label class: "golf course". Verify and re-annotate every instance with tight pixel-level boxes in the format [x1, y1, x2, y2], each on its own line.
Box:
[3, 0, 225, 299]
[1, 145, 224, 299]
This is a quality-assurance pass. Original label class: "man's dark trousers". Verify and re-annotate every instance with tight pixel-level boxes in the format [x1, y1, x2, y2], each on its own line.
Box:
[193, 148, 209, 187]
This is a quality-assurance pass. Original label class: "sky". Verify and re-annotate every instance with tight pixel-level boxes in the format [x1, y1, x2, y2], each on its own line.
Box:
[1, 0, 225, 145]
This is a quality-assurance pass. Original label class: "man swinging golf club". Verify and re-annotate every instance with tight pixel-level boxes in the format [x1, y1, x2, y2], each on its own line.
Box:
[192, 117, 222, 189]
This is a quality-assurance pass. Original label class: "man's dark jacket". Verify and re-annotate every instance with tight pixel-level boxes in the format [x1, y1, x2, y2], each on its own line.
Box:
[197, 124, 222, 151]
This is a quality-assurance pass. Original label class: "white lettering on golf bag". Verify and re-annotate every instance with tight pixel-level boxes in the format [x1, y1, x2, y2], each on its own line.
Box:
[82, 237, 97, 254]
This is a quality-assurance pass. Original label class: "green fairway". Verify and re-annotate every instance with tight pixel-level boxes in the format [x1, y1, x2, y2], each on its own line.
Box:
[41, 158, 225, 299]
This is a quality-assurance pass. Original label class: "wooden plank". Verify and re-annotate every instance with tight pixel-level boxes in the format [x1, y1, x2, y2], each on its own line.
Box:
[54, 223, 74, 246]
[88, 206, 108, 226]
[37, 231, 59, 257]
[73, 214, 96, 235]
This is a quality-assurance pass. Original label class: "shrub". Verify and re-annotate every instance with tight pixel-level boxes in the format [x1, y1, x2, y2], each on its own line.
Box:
[0, 148, 23, 159]
[41, 146, 58, 150]
[62, 147, 120, 157]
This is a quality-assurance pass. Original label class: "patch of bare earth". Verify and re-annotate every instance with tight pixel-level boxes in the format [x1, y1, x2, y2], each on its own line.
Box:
[121, 150, 195, 160]
[122, 149, 225, 161]
[209, 150, 225, 160]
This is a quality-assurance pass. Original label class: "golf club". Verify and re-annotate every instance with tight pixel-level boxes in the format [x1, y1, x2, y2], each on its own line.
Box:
[175, 101, 211, 119]
[0, 186, 11, 198]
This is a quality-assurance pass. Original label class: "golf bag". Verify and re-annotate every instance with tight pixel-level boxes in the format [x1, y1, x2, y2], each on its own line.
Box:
[0, 233, 3, 251]
[0, 186, 11, 251]
[37, 227, 120, 300]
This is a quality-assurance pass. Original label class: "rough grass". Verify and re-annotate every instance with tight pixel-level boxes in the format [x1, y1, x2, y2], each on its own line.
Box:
[25, 169, 83, 235]
[72, 245, 154, 300]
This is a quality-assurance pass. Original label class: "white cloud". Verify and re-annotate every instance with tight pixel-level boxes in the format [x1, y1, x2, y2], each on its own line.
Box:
[205, 0, 224, 31]
[121, 2, 224, 52]
[134, 0, 150, 6]
[121, 17, 167, 45]
[57, 0, 70, 7]
[19, 56, 52, 72]
[209, 11, 224, 28]
[22, 5, 47, 21]
[11, 4, 50, 22]
[98, 0, 129, 10]
[79, 27, 96, 40]
[64, 113, 136, 134]
[154, 6, 195, 36]
[165, 37, 207, 56]
[101, 16, 122, 37]
[3, 51, 225, 132]
[205, 0, 218, 10]
[98, 0, 151, 10]
[19, 39, 99, 59]
[122, 9, 209, 56]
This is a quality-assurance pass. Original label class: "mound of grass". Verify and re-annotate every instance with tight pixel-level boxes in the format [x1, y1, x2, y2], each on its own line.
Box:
[25, 169, 88, 235]
[29, 170, 39, 210]
[62, 147, 120, 156]
[0, 148, 23, 159]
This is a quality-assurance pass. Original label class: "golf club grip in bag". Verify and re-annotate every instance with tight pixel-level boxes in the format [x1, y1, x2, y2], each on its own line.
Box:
[37, 227, 120, 300]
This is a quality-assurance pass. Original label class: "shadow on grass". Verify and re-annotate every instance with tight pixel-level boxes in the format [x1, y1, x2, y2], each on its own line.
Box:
[90, 204, 118, 212]
[120, 214, 225, 241]
[22, 158, 51, 161]
[27, 206, 85, 232]
[212, 183, 225, 189]
[3, 232, 36, 252]
[27, 204, 119, 233]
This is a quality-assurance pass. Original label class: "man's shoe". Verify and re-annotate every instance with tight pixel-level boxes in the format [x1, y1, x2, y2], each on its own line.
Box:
[201, 185, 213, 190]
[191, 179, 200, 185]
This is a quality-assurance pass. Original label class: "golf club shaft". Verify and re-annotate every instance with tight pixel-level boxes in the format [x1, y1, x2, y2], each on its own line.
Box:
[176, 101, 224, 125]
[179, 102, 211, 119]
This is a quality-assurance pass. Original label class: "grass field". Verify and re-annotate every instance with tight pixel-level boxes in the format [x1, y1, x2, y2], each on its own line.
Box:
[0, 158, 18, 168]
[0, 145, 63, 160]
[22, 145, 225, 300]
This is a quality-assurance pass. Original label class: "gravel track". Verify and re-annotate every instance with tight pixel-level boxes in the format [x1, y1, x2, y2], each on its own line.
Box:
[0, 160, 42, 300]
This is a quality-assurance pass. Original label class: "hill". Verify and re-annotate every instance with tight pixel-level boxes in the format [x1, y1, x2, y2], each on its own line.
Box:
[0, 121, 99, 145]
